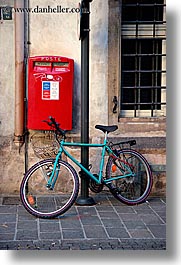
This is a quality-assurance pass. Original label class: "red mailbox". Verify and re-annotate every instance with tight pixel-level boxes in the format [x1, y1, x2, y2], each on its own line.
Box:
[27, 56, 74, 130]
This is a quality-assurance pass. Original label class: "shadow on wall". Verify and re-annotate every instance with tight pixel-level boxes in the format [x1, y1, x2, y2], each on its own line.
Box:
[72, 61, 81, 132]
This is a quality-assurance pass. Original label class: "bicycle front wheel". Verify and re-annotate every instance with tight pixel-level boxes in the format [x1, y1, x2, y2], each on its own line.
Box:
[106, 149, 153, 205]
[20, 159, 79, 218]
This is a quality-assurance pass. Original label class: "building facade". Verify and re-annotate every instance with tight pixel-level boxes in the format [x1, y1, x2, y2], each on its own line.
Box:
[0, 0, 166, 195]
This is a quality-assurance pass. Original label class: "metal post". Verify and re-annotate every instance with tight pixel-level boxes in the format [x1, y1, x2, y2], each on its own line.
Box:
[76, 0, 95, 205]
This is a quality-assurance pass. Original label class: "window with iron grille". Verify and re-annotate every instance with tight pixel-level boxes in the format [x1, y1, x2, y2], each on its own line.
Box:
[120, 0, 166, 117]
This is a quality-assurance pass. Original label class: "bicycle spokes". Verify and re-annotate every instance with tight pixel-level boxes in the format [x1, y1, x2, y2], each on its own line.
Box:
[111, 156, 135, 178]
[21, 159, 79, 218]
[106, 149, 152, 204]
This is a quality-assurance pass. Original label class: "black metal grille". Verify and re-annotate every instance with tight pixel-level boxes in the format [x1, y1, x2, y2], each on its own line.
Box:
[121, 0, 166, 117]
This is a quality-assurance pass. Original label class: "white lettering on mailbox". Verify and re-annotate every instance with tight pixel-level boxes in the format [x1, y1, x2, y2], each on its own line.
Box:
[42, 81, 59, 100]
[41, 57, 62, 62]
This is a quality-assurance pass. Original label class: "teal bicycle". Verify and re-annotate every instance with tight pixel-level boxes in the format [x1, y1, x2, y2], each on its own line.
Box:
[20, 117, 153, 218]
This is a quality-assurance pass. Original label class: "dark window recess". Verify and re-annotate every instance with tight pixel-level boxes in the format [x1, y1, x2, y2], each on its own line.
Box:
[122, 0, 164, 23]
[121, 0, 166, 117]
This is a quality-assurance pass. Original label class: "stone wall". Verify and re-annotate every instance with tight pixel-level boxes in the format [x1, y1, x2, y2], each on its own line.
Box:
[0, 137, 24, 194]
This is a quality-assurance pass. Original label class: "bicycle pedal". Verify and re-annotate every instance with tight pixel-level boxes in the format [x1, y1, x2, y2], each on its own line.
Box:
[105, 184, 120, 195]
[111, 187, 120, 195]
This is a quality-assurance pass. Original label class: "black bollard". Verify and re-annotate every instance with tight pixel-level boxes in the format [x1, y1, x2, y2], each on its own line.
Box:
[76, 0, 96, 206]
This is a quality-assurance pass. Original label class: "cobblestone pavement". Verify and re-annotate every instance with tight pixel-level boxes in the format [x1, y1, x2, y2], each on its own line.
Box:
[0, 194, 166, 250]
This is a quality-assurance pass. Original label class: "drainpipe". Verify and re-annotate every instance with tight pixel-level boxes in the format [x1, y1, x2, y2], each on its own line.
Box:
[14, 0, 25, 145]
[24, 0, 30, 172]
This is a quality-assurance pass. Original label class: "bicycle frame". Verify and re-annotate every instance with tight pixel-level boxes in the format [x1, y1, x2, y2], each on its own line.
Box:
[47, 133, 134, 189]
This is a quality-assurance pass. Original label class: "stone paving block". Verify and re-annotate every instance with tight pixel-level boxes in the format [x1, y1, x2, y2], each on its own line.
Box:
[119, 213, 141, 221]
[39, 222, 60, 232]
[128, 229, 153, 239]
[120, 239, 166, 250]
[149, 204, 166, 212]
[76, 206, 97, 215]
[79, 242, 96, 250]
[0, 214, 17, 223]
[133, 203, 151, 210]
[95, 206, 114, 212]
[106, 227, 130, 239]
[156, 211, 166, 223]
[109, 239, 121, 249]
[34, 240, 60, 250]
[60, 239, 121, 250]
[94, 195, 112, 205]
[134, 207, 154, 214]
[113, 206, 135, 214]
[13, 241, 36, 250]
[0, 205, 17, 214]
[0, 222, 16, 233]
[65, 206, 77, 214]
[101, 218, 124, 228]
[147, 224, 166, 239]
[17, 205, 29, 213]
[148, 198, 164, 204]
[98, 211, 119, 219]
[38, 218, 60, 223]
[0, 242, 8, 249]
[60, 241, 73, 250]
[84, 225, 108, 239]
[17, 210, 36, 221]
[60, 218, 82, 229]
[62, 229, 85, 239]
[39, 232, 62, 240]
[0, 233, 15, 240]
[124, 220, 146, 230]
[16, 230, 38, 241]
[17, 220, 38, 230]
[89, 242, 101, 250]
[139, 213, 164, 225]
[80, 215, 102, 225]
[108, 197, 124, 206]
[99, 242, 112, 249]
[5, 240, 59, 250]
[0, 241, 33, 250]
[60, 240, 84, 250]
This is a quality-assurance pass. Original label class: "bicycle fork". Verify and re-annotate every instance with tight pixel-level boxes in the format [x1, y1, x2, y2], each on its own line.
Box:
[46, 150, 63, 190]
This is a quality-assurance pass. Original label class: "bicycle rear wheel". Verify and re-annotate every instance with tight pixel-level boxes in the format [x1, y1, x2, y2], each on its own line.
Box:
[106, 149, 153, 205]
[20, 159, 79, 218]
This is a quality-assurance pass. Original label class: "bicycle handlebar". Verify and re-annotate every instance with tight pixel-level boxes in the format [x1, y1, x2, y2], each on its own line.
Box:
[43, 116, 66, 137]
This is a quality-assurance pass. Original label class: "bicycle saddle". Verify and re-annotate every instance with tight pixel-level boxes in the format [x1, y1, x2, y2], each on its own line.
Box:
[95, 125, 118, 134]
